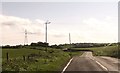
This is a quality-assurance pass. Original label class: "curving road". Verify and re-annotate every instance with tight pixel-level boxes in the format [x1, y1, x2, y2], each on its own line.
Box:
[62, 52, 119, 73]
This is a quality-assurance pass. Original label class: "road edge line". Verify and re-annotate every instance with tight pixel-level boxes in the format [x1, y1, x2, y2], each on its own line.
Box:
[61, 58, 73, 73]
[95, 60, 108, 71]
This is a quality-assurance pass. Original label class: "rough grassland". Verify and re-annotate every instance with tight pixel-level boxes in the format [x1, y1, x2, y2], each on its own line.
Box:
[74, 46, 119, 58]
[2, 48, 82, 71]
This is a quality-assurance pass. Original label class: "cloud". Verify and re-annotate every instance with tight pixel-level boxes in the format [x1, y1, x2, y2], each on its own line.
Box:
[35, 19, 45, 24]
[0, 15, 118, 45]
[82, 17, 117, 32]
[52, 34, 65, 38]
[0, 15, 47, 45]
[0, 15, 45, 34]
[82, 17, 118, 43]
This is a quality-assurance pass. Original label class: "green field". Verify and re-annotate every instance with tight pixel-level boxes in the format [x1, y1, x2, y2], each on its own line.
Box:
[2, 48, 40, 59]
[89, 46, 118, 58]
[74, 45, 119, 58]
[2, 48, 82, 71]
[3, 45, 119, 71]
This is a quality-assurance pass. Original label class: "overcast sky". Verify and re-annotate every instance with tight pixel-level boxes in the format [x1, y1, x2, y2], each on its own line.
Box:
[0, 1, 118, 45]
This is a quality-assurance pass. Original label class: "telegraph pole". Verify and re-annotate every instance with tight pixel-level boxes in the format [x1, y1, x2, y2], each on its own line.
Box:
[45, 20, 51, 52]
[69, 33, 71, 45]
[24, 29, 28, 45]
[69, 33, 71, 49]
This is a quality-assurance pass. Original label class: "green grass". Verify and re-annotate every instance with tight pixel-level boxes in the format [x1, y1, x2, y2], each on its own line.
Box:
[2, 47, 82, 71]
[73, 45, 119, 58]
[90, 46, 118, 58]
[2, 48, 40, 59]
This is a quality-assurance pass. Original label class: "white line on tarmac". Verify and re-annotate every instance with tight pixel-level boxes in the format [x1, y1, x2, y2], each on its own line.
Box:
[61, 58, 73, 73]
[90, 57, 108, 71]
[95, 61, 108, 71]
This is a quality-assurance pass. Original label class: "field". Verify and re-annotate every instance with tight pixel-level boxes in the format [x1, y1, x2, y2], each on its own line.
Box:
[89, 46, 119, 58]
[2, 47, 83, 71]
[2, 45, 119, 71]
[2, 48, 40, 59]
[73, 45, 119, 58]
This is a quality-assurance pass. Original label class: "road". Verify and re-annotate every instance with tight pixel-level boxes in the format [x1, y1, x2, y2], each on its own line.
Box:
[62, 52, 119, 73]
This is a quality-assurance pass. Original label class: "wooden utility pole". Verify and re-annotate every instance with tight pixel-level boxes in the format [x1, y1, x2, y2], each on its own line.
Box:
[69, 33, 72, 49]
[45, 20, 51, 52]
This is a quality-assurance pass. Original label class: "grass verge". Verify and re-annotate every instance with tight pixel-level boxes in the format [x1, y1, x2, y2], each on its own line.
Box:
[73, 46, 119, 58]
[2, 48, 82, 71]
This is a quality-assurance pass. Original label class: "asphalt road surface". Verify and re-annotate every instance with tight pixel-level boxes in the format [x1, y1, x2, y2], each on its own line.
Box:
[63, 52, 119, 73]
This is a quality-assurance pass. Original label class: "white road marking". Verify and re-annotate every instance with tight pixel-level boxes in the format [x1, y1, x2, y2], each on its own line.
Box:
[61, 58, 73, 73]
[95, 61, 108, 71]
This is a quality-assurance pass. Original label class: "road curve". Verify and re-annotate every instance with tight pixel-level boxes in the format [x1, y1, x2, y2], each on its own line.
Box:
[62, 52, 119, 73]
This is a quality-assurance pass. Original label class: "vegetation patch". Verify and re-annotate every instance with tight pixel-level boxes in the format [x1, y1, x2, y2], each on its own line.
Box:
[2, 47, 82, 71]
[73, 45, 119, 58]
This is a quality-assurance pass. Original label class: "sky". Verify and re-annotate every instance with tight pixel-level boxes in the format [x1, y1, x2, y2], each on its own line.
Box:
[1, 0, 119, 2]
[0, 1, 118, 45]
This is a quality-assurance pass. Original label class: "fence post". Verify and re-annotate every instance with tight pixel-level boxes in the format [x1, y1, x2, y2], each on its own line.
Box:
[27, 56, 29, 60]
[6, 52, 9, 62]
[23, 55, 25, 61]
